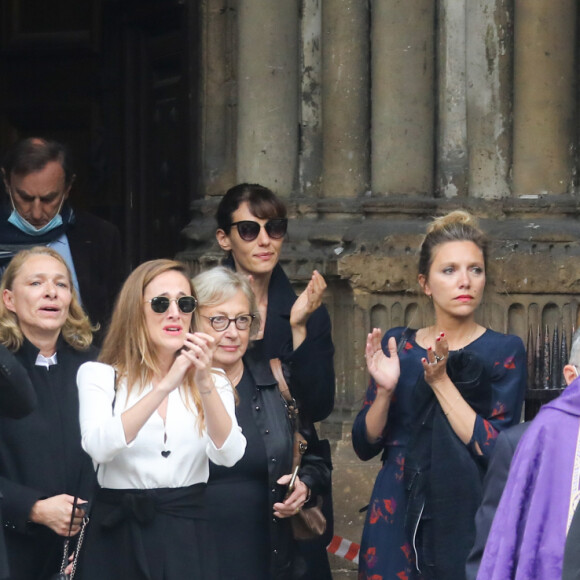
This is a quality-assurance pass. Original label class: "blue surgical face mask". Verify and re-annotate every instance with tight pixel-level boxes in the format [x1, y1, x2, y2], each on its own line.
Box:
[7, 192, 64, 236]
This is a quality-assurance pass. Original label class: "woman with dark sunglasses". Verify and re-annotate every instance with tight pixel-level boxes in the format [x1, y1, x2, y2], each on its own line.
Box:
[76, 259, 246, 580]
[216, 183, 335, 579]
[216, 183, 335, 423]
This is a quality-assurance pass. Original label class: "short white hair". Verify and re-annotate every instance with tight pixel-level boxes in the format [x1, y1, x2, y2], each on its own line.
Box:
[191, 266, 261, 337]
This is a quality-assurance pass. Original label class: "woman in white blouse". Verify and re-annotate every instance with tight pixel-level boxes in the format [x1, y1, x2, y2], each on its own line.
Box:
[76, 259, 246, 580]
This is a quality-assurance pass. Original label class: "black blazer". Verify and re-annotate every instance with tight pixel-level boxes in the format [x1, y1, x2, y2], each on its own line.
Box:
[0, 338, 98, 580]
[0, 345, 36, 580]
[0, 344, 36, 420]
[465, 421, 530, 580]
[67, 210, 125, 339]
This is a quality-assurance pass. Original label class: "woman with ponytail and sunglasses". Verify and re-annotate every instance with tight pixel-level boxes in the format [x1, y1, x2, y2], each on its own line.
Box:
[216, 183, 335, 579]
[76, 259, 246, 580]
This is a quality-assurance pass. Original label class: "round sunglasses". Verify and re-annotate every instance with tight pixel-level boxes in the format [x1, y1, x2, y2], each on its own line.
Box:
[147, 296, 197, 314]
[201, 314, 255, 332]
[230, 218, 288, 242]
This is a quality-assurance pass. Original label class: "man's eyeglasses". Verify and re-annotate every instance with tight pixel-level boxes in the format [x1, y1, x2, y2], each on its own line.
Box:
[147, 296, 198, 314]
[230, 219, 288, 242]
[202, 314, 255, 332]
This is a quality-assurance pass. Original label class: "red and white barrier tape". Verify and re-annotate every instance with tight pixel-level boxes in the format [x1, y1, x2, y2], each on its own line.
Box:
[327, 535, 360, 564]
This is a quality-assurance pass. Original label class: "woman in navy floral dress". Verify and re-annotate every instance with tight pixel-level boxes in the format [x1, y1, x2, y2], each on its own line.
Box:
[352, 211, 526, 580]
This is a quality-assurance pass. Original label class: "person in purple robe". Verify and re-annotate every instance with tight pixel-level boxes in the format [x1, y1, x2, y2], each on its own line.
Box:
[478, 328, 580, 580]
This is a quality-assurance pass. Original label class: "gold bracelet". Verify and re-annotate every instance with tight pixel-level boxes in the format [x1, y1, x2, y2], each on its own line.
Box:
[444, 394, 462, 417]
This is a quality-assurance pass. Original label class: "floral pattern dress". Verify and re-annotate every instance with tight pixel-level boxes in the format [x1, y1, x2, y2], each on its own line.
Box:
[352, 327, 527, 580]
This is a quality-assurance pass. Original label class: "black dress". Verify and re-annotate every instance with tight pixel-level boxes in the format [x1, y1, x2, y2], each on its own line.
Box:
[0, 337, 97, 580]
[206, 351, 330, 580]
[207, 371, 272, 580]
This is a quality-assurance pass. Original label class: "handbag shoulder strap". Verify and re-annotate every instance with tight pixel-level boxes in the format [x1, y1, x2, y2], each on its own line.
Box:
[270, 358, 300, 425]
[269, 358, 308, 468]
[270, 358, 291, 402]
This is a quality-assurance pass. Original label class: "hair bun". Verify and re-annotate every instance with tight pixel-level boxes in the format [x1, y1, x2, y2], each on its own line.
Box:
[426, 210, 478, 236]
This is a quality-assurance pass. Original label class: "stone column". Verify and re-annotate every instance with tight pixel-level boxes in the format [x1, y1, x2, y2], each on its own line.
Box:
[236, 0, 299, 194]
[299, 0, 322, 196]
[512, 0, 577, 195]
[321, 0, 370, 198]
[199, 0, 237, 197]
[466, 0, 513, 199]
[371, 0, 435, 196]
[437, 0, 467, 198]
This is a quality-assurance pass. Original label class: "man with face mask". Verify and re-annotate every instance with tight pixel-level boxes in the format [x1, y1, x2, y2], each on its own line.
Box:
[0, 137, 124, 340]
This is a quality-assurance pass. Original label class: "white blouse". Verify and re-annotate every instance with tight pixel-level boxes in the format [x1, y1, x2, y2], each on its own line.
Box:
[77, 361, 246, 489]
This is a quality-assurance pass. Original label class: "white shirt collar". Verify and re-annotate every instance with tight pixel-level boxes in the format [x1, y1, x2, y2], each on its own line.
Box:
[35, 352, 58, 368]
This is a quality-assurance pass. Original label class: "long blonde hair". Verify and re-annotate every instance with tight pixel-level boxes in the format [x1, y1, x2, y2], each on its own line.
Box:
[99, 259, 204, 422]
[0, 246, 94, 351]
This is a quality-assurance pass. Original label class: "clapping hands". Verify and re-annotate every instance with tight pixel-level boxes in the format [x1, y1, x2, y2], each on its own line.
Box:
[290, 270, 327, 328]
[365, 330, 400, 395]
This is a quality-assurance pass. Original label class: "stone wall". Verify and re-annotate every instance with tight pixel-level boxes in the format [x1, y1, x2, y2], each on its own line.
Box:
[188, 1, 580, 576]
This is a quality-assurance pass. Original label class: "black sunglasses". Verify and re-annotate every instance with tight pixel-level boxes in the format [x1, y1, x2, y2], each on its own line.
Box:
[147, 296, 197, 314]
[230, 218, 288, 242]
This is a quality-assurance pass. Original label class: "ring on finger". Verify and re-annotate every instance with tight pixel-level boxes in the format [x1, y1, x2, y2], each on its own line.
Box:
[434, 354, 445, 363]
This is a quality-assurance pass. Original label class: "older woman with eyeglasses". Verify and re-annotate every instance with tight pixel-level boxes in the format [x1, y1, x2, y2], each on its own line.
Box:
[193, 266, 331, 580]
[76, 259, 246, 580]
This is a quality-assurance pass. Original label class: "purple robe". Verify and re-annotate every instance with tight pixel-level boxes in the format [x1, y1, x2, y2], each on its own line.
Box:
[478, 377, 580, 579]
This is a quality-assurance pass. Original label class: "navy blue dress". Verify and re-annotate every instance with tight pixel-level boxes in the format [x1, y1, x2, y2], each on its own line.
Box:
[352, 328, 526, 580]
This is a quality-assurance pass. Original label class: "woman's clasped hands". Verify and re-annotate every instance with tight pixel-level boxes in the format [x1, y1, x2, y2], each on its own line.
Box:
[161, 332, 217, 394]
